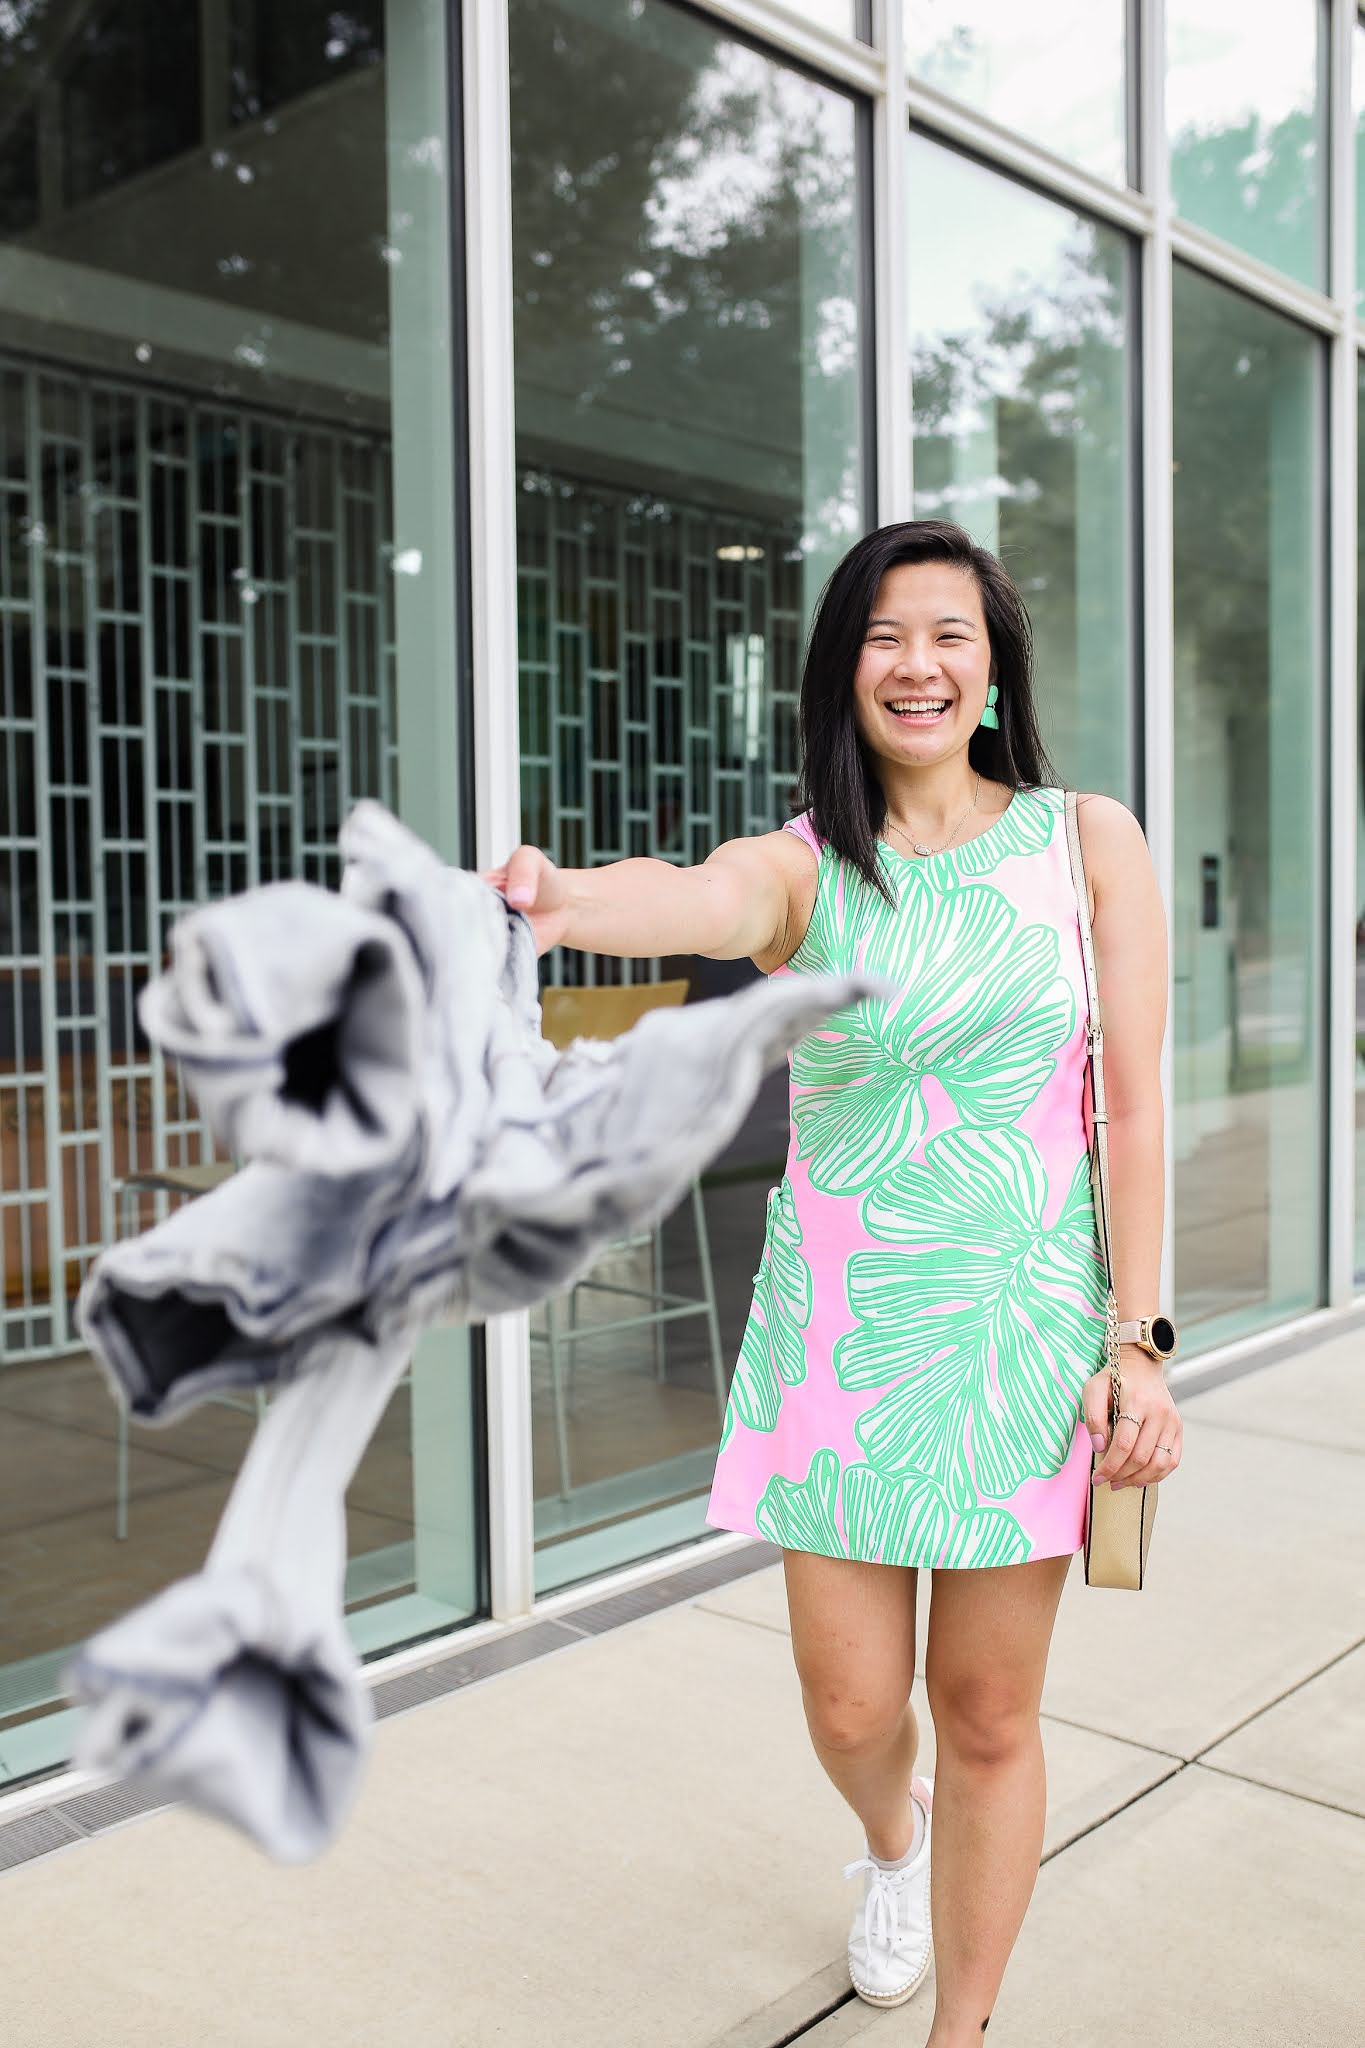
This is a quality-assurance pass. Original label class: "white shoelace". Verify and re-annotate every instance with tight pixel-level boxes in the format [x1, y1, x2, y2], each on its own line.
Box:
[843, 1856, 909, 1953]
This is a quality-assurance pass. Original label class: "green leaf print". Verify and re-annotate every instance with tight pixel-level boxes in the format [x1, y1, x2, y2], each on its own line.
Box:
[756, 1446, 842, 1553]
[726, 1181, 812, 1439]
[834, 1129, 1106, 1505]
[785, 849, 882, 979]
[753, 1451, 1031, 1566]
[940, 1506, 1031, 1569]
[893, 783, 1053, 890]
[790, 882, 1075, 1197]
[842, 1463, 950, 1564]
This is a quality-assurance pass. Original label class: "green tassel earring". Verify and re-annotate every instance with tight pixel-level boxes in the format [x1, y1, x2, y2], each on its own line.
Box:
[979, 682, 1000, 730]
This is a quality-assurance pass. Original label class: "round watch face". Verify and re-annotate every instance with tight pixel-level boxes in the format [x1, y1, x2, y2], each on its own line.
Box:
[1149, 1315, 1177, 1357]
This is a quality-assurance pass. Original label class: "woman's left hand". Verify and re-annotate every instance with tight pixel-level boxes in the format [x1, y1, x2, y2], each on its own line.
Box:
[1083, 1350, 1183, 1489]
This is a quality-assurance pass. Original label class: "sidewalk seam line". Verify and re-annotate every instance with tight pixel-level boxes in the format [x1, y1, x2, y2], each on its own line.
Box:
[693, 1602, 794, 1642]
[1189, 1634, 1365, 1763]
[1195, 1758, 1365, 1823]
[1038, 1757, 1186, 1865]
[1035, 1710, 1183, 1762]
[1034, 1759, 1193, 1866]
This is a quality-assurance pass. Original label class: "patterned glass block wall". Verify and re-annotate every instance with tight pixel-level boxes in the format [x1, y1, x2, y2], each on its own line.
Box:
[0, 357, 395, 1358]
[515, 470, 806, 987]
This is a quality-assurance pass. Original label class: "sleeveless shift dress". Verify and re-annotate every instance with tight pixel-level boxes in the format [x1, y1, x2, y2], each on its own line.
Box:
[704, 784, 1108, 1569]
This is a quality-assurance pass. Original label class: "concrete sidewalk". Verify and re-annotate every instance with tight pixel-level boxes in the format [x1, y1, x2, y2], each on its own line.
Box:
[4, 1329, 1364, 2047]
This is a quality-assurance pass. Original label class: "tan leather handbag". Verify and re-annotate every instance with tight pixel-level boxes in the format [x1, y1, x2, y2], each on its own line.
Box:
[1063, 791, 1157, 1592]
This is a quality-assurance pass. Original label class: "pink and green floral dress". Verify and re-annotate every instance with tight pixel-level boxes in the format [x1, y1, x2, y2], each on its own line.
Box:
[705, 785, 1107, 1569]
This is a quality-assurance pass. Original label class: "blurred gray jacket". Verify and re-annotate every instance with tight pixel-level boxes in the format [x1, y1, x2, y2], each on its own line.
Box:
[70, 801, 880, 1862]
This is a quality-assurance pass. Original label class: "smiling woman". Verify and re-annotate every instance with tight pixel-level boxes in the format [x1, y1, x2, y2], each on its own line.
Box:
[796, 520, 1058, 899]
[488, 510, 1174, 2028]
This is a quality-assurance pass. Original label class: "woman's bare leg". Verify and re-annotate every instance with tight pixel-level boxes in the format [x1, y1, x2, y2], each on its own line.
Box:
[783, 1550, 921, 1861]
[922, 1553, 1071, 2046]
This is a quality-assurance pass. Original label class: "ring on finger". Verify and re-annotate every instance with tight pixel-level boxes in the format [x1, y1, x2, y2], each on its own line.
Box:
[1116, 1411, 1141, 1427]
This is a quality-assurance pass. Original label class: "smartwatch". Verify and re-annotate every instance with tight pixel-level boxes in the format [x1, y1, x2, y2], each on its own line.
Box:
[1116, 1315, 1178, 1362]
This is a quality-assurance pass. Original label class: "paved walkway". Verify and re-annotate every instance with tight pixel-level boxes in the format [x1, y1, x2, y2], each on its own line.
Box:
[4, 1328, 1364, 2046]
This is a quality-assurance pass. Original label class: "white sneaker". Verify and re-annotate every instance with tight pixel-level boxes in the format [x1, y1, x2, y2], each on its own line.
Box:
[843, 1774, 933, 2008]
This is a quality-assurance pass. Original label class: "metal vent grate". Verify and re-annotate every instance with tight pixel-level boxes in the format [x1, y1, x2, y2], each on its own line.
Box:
[0, 1541, 778, 1870]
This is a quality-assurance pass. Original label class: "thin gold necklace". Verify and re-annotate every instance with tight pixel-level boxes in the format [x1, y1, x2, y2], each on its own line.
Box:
[884, 773, 981, 859]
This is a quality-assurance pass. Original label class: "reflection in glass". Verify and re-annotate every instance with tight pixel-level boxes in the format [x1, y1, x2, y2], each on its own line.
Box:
[1356, 359, 1365, 1284]
[1168, 0, 1325, 289]
[62, 0, 201, 205]
[905, 0, 1127, 184]
[908, 136, 1134, 801]
[0, 0, 477, 1785]
[779, 0, 862, 35]
[509, 0, 865, 1590]
[230, 0, 385, 120]
[1172, 266, 1325, 1344]
[1356, 19, 1365, 317]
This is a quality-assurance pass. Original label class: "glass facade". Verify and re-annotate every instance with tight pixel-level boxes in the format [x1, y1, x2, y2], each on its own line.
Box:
[0, 0, 1362, 1791]
[1167, 0, 1326, 288]
[1357, 15, 1365, 318]
[507, 0, 866, 1591]
[1358, 353, 1365, 1288]
[906, 0, 1129, 184]
[908, 135, 1135, 799]
[781, 0, 865, 35]
[1171, 265, 1326, 1343]
[0, 0, 479, 1786]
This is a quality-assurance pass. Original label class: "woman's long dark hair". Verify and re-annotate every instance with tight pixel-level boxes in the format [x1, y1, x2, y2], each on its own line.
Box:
[796, 520, 1058, 900]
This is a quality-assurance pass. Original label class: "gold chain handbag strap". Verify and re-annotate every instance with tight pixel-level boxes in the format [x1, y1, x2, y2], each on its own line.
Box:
[1063, 791, 1123, 1427]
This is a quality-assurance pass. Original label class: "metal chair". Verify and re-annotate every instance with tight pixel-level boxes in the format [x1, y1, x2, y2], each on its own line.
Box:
[532, 979, 728, 1499]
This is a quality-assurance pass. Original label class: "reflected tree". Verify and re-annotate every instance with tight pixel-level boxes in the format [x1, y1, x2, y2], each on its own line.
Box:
[1171, 107, 1320, 285]
[508, 0, 861, 552]
[908, 227, 1129, 790]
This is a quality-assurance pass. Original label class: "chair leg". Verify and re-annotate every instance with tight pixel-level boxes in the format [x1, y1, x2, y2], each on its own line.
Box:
[691, 1179, 728, 1425]
[652, 1224, 666, 1384]
[115, 1403, 129, 1542]
[546, 1293, 574, 1499]
[115, 1182, 136, 1539]
[566, 1275, 579, 1399]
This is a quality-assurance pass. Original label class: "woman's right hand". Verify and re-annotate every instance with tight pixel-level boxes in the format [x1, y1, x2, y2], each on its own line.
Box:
[482, 845, 571, 956]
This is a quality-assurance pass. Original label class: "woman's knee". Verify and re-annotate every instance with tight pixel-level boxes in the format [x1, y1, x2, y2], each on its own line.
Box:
[925, 1668, 1040, 1771]
[801, 1679, 912, 1757]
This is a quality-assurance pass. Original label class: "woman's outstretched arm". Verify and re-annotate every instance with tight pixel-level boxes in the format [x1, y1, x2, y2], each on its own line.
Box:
[483, 831, 817, 969]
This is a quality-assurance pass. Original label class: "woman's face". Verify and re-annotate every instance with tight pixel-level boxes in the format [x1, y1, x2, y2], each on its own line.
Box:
[852, 560, 994, 772]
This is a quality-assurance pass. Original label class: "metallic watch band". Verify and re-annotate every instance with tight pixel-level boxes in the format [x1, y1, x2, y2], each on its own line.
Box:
[1116, 1316, 1177, 1357]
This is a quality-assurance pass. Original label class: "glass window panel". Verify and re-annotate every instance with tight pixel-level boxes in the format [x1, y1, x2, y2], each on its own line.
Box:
[1168, 0, 1326, 290]
[0, 0, 479, 1787]
[0, 106, 40, 237]
[1355, 18, 1365, 316]
[230, 0, 386, 123]
[61, 0, 201, 206]
[1172, 265, 1326, 1346]
[1357, 359, 1365, 1285]
[906, 0, 1128, 185]
[780, 0, 863, 35]
[908, 135, 1135, 801]
[509, 0, 866, 1592]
